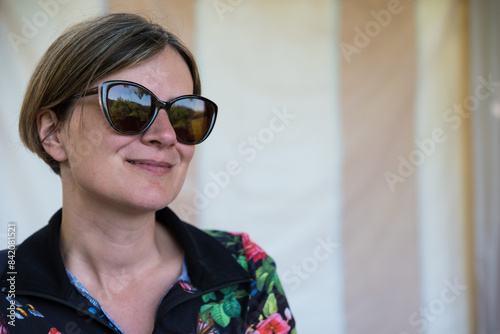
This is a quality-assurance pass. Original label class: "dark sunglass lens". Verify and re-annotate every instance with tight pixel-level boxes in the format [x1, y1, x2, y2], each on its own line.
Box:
[170, 98, 215, 143]
[106, 84, 155, 133]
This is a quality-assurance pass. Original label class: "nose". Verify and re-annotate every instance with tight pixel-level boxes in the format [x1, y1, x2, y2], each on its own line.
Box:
[140, 108, 177, 147]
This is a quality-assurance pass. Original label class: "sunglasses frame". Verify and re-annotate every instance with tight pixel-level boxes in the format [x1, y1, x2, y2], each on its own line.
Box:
[76, 80, 218, 145]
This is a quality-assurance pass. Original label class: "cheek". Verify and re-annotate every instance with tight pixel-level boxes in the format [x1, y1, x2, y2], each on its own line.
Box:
[60, 107, 123, 165]
[171, 146, 195, 190]
[179, 145, 195, 166]
[60, 134, 98, 171]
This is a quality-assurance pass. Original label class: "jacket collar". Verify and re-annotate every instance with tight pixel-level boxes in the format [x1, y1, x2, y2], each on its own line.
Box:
[1, 207, 250, 299]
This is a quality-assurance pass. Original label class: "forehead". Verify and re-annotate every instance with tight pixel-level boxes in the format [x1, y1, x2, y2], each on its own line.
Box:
[96, 47, 194, 100]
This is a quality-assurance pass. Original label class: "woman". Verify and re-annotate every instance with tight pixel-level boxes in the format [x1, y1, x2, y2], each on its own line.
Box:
[0, 13, 295, 334]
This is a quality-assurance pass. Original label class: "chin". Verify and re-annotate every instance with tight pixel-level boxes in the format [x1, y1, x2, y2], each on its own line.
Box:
[138, 194, 178, 211]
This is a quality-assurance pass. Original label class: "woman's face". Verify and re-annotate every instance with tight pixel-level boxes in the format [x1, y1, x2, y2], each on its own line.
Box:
[58, 47, 195, 215]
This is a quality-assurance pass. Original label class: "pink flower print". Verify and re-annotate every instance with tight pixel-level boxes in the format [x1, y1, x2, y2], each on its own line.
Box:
[179, 280, 197, 293]
[254, 313, 291, 334]
[0, 324, 8, 334]
[241, 233, 267, 263]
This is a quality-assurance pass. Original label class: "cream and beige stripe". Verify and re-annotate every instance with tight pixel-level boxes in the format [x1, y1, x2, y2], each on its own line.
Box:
[0, 0, 492, 333]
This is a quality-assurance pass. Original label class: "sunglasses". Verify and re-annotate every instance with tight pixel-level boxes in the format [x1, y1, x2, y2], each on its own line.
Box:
[76, 80, 217, 145]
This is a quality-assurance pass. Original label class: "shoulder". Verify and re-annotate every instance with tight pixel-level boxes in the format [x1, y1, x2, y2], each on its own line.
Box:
[203, 230, 274, 273]
[204, 231, 296, 332]
[203, 230, 266, 257]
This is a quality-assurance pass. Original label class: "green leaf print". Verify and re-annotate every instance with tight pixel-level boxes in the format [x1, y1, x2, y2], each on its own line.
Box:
[235, 254, 249, 271]
[211, 304, 231, 327]
[232, 289, 249, 299]
[220, 285, 238, 296]
[198, 287, 246, 328]
[263, 293, 278, 318]
[257, 271, 269, 291]
[202, 292, 217, 303]
[222, 298, 241, 318]
[265, 273, 277, 295]
[200, 303, 216, 322]
[274, 275, 285, 295]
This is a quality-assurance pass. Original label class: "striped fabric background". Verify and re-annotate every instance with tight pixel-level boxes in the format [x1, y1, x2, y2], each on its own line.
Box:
[1, 1, 498, 333]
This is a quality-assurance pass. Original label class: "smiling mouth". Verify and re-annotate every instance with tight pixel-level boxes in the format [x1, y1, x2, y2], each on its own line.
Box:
[127, 160, 173, 175]
[127, 160, 172, 167]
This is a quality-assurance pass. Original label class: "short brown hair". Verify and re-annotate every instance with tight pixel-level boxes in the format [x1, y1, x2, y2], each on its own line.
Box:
[18, 13, 201, 174]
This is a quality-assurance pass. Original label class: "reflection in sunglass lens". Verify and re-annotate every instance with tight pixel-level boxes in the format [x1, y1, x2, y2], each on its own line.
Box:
[170, 98, 214, 143]
[106, 84, 155, 133]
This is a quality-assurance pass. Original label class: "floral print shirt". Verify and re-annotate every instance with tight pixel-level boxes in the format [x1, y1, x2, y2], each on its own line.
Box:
[0, 208, 296, 333]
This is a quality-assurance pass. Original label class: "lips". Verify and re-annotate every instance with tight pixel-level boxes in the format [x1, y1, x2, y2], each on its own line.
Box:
[126, 159, 174, 175]
[127, 159, 173, 168]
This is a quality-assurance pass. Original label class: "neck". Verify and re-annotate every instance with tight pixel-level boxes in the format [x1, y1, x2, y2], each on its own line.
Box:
[59, 201, 181, 287]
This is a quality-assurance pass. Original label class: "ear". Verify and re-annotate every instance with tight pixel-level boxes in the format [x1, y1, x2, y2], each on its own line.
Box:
[36, 109, 68, 163]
